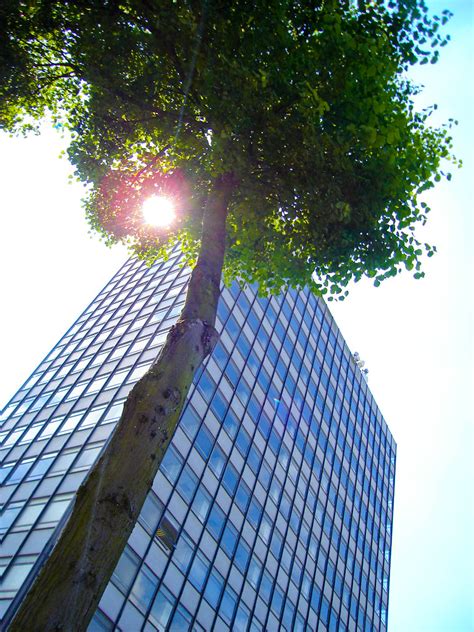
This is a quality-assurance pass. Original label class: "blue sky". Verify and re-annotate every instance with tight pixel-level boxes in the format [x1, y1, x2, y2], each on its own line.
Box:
[0, 2, 472, 630]
[331, 2, 474, 629]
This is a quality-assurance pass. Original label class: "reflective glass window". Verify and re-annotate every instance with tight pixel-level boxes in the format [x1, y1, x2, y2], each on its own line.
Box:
[223, 408, 238, 439]
[192, 487, 212, 523]
[271, 586, 284, 617]
[150, 585, 175, 630]
[235, 480, 251, 513]
[204, 568, 224, 609]
[209, 445, 226, 478]
[140, 493, 164, 534]
[113, 546, 141, 594]
[219, 585, 237, 625]
[131, 565, 158, 611]
[1, 504, 22, 534]
[161, 445, 183, 484]
[248, 498, 263, 528]
[195, 426, 213, 460]
[247, 445, 262, 474]
[26, 453, 57, 480]
[177, 466, 198, 503]
[38, 495, 72, 525]
[234, 603, 251, 632]
[222, 463, 239, 496]
[247, 557, 262, 588]
[234, 539, 251, 574]
[260, 571, 273, 601]
[173, 533, 194, 574]
[236, 427, 250, 457]
[189, 552, 209, 591]
[170, 605, 192, 631]
[207, 504, 225, 540]
[180, 405, 200, 440]
[221, 522, 238, 558]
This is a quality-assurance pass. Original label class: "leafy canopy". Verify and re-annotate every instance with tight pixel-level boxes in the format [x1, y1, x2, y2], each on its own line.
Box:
[0, 0, 456, 297]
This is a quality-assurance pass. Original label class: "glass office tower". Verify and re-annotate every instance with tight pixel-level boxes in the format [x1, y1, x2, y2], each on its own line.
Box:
[1, 251, 396, 631]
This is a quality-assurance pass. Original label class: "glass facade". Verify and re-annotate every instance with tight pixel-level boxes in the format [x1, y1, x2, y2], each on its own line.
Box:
[0, 252, 396, 631]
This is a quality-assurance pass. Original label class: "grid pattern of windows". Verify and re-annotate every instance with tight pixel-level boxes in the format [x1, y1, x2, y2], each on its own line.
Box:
[0, 253, 396, 631]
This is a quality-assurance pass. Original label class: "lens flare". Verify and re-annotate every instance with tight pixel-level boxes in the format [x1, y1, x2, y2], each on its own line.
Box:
[142, 195, 176, 227]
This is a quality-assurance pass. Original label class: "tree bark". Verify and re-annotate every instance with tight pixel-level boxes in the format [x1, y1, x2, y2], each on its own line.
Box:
[8, 175, 234, 632]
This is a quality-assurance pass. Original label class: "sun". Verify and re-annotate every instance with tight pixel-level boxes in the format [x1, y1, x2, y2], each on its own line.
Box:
[142, 195, 176, 227]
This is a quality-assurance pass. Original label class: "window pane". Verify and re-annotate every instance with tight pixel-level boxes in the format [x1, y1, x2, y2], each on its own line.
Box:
[131, 566, 157, 611]
[234, 603, 251, 632]
[195, 426, 213, 460]
[234, 540, 250, 574]
[177, 467, 198, 503]
[235, 481, 251, 513]
[38, 496, 72, 526]
[169, 605, 192, 632]
[209, 445, 226, 478]
[271, 586, 284, 617]
[221, 523, 238, 558]
[180, 405, 200, 439]
[2, 560, 34, 591]
[204, 569, 224, 609]
[207, 504, 225, 540]
[189, 553, 209, 591]
[140, 493, 164, 534]
[74, 446, 102, 470]
[8, 461, 33, 484]
[247, 446, 262, 474]
[248, 499, 262, 528]
[27, 454, 56, 479]
[260, 572, 273, 601]
[150, 586, 175, 629]
[15, 501, 46, 529]
[211, 391, 227, 418]
[222, 463, 239, 495]
[247, 558, 262, 588]
[161, 446, 183, 484]
[236, 428, 250, 457]
[88, 610, 114, 631]
[223, 408, 238, 439]
[1, 505, 22, 534]
[259, 515, 272, 544]
[173, 533, 193, 574]
[113, 547, 140, 593]
[219, 586, 237, 624]
[192, 488, 212, 523]
[197, 372, 216, 399]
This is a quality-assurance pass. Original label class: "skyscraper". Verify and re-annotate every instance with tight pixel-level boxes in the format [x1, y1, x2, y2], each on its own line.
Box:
[0, 252, 396, 631]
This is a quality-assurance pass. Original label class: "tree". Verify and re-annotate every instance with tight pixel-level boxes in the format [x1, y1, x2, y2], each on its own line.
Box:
[0, 1, 455, 629]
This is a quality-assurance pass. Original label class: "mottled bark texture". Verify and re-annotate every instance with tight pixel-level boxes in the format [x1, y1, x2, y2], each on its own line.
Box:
[8, 176, 234, 632]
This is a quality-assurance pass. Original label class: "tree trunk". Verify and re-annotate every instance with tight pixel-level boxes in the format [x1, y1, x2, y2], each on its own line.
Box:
[8, 175, 234, 632]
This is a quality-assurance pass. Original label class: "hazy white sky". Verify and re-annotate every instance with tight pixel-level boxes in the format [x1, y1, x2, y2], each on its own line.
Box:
[0, 2, 472, 630]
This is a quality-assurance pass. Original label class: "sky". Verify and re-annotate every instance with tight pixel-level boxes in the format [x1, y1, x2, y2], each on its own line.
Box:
[0, 2, 472, 631]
